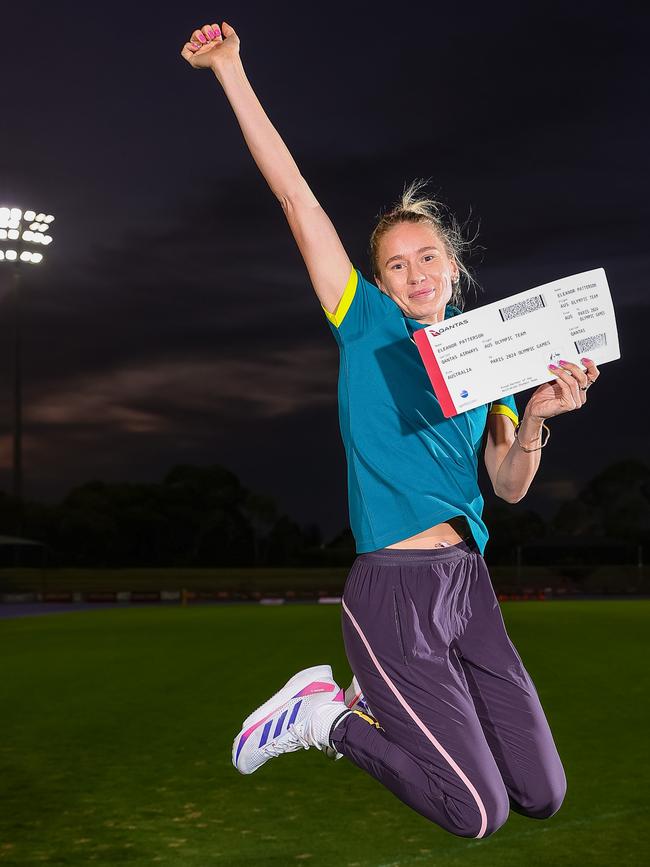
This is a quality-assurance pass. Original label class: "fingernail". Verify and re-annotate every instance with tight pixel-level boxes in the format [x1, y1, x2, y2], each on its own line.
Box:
[207, 27, 215, 38]
[197, 32, 206, 43]
[581, 357, 592, 364]
[548, 364, 558, 370]
[558, 359, 570, 365]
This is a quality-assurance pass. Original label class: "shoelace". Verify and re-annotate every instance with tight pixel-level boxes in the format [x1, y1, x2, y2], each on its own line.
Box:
[261, 723, 311, 758]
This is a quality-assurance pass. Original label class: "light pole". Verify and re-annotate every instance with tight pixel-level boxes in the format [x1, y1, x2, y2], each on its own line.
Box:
[0, 206, 55, 503]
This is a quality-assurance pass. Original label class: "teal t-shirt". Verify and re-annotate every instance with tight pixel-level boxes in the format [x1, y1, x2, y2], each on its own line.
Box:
[322, 267, 519, 555]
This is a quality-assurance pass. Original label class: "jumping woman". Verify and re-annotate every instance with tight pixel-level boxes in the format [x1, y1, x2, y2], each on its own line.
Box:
[181, 20, 599, 839]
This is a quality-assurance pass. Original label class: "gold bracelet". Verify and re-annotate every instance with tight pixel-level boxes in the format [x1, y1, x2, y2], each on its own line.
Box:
[514, 420, 550, 452]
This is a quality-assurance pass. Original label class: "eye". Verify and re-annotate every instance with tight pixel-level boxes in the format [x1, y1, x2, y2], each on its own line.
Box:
[390, 263, 404, 270]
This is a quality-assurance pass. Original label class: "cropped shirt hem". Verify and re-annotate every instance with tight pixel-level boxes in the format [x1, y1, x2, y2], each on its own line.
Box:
[354, 509, 480, 555]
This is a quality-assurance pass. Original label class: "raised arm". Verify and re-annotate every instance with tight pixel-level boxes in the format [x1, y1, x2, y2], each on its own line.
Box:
[180, 21, 352, 314]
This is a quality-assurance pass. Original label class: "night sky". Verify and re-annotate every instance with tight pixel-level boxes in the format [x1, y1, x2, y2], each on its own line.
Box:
[1, 3, 647, 541]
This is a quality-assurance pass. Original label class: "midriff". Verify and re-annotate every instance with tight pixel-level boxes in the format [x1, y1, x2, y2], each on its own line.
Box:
[385, 515, 472, 549]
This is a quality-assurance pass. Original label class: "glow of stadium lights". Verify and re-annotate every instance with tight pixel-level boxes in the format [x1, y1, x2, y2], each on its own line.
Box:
[1, 204, 55, 264]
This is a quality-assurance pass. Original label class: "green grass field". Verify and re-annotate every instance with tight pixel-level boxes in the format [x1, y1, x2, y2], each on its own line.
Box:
[1, 601, 648, 866]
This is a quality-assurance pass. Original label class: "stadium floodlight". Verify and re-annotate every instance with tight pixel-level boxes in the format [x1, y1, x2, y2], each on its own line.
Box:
[0, 204, 55, 502]
[0, 204, 55, 266]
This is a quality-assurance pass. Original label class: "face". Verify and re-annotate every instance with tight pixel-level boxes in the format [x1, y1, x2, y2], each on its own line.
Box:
[375, 221, 459, 324]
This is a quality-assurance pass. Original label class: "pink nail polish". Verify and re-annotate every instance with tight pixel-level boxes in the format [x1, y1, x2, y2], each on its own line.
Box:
[197, 32, 206, 43]
[581, 357, 592, 364]
[207, 27, 215, 38]
[548, 364, 558, 369]
[558, 359, 569, 365]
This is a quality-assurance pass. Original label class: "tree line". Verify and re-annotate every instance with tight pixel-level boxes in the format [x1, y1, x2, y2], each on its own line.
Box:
[0, 459, 648, 568]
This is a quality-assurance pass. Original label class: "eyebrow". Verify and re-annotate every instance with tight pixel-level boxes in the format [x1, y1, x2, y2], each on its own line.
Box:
[384, 246, 439, 266]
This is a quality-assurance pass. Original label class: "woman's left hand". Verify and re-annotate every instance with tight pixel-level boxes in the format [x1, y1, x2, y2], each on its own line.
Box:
[525, 357, 600, 421]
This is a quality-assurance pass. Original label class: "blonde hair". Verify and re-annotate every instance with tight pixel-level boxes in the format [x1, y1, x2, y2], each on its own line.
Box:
[369, 179, 479, 309]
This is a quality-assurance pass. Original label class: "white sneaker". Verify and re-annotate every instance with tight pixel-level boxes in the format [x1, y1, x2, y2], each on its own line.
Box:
[324, 674, 378, 760]
[232, 664, 353, 775]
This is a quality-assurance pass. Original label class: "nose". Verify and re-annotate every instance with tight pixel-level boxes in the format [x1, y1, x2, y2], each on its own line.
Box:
[407, 263, 426, 284]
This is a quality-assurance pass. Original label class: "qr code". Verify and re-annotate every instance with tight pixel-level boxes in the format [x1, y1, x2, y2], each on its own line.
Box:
[498, 294, 546, 321]
[574, 332, 607, 354]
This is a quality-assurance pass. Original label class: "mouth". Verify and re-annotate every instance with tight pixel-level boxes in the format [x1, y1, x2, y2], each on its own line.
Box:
[409, 287, 435, 299]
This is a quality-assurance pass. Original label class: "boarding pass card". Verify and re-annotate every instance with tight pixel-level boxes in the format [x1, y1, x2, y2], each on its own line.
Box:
[413, 268, 620, 418]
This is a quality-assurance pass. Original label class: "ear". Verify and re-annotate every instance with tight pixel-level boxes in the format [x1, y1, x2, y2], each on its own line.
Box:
[450, 259, 460, 285]
[375, 275, 387, 295]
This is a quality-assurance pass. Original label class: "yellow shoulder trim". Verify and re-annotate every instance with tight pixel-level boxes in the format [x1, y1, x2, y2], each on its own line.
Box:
[321, 266, 358, 328]
[489, 403, 519, 427]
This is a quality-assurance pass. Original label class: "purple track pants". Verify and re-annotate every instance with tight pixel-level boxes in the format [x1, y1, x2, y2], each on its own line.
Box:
[330, 540, 567, 839]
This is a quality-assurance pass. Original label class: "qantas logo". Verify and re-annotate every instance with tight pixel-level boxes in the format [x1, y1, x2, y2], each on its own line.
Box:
[428, 318, 469, 337]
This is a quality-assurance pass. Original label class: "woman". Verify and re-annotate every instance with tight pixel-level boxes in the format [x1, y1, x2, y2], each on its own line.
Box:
[181, 21, 599, 839]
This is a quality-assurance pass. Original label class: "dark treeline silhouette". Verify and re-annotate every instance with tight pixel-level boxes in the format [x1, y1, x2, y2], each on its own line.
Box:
[0, 460, 648, 569]
[0, 465, 321, 568]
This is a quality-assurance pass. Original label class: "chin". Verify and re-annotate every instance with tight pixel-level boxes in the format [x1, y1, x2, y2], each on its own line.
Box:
[414, 304, 444, 320]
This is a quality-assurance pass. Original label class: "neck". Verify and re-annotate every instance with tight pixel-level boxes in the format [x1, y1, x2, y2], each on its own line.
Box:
[413, 314, 443, 325]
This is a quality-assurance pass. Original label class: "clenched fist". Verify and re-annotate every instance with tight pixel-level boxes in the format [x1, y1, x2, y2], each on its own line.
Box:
[180, 21, 240, 71]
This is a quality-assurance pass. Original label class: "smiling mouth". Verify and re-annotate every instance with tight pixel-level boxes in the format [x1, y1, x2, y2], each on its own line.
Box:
[409, 288, 434, 299]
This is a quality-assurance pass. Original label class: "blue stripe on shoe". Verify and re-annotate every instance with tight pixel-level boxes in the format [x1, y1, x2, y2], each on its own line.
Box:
[287, 699, 302, 726]
[273, 709, 288, 738]
[259, 720, 273, 747]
